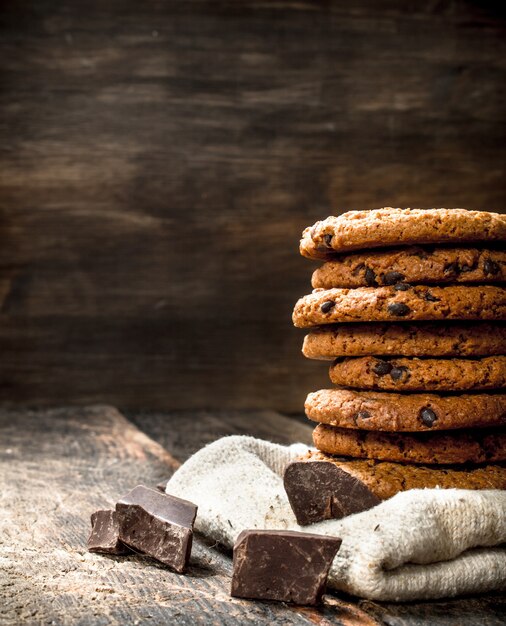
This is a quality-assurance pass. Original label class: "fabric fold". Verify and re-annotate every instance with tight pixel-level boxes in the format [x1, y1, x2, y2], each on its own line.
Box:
[166, 435, 506, 601]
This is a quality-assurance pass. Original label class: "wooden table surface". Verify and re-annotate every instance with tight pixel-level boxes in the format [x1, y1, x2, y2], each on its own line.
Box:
[1, 406, 505, 625]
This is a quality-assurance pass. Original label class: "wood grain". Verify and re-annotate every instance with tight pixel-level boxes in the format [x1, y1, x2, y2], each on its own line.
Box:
[0, 406, 380, 625]
[2, 406, 505, 625]
[0, 1, 505, 409]
[128, 409, 314, 462]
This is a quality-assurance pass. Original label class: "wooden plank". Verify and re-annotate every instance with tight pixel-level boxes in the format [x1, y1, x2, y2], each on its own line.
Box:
[0, 1, 505, 410]
[361, 596, 506, 626]
[0, 317, 327, 412]
[128, 409, 314, 461]
[0, 406, 380, 625]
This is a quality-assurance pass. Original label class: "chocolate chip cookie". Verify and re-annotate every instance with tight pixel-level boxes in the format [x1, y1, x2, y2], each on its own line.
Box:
[313, 424, 506, 464]
[311, 247, 506, 289]
[300, 208, 506, 259]
[292, 285, 506, 327]
[303, 322, 506, 360]
[328, 355, 506, 391]
[305, 388, 506, 431]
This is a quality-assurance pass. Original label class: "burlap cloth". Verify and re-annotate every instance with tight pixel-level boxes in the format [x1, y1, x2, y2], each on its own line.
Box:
[166, 435, 506, 601]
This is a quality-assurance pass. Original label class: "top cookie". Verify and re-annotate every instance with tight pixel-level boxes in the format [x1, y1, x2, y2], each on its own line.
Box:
[300, 208, 506, 259]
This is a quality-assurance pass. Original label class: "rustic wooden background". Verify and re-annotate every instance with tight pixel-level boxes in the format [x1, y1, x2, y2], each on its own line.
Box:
[0, 1, 505, 411]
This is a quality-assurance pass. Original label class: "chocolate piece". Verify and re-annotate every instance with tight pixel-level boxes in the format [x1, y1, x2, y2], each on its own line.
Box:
[424, 291, 440, 302]
[372, 359, 392, 376]
[387, 302, 410, 316]
[484, 259, 500, 275]
[420, 407, 437, 427]
[323, 233, 333, 248]
[88, 509, 130, 555]
[116, 485, 197, 573]
[320, 300, 335, 313]
[412, 247, 431, 259]
[394, 282, 411, 291]
[231, 530, 341, 605]
[390, 366, 409, 382]
[383, 270, 405, 285]
[364, 267, 377, 286]
[444, 261, 460, 276]
[284, 460, 381, 525]
[352, 262, 365, 276]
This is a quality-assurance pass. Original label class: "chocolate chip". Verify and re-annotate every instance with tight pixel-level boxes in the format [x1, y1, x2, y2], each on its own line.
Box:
[353, 409, 371, 424]
[383, 271, 405, 285]
[394, 283, 411, 291]
[420, 407, 437, 427]
[320, 300, 335, 313]
[459, 263, 474, 273]
[372, 360, 392, 376]
[484, 259, 500, 275]
[390, 366, 409, 381]
[364, 267, 377, 287]
[443, 262, 460, 276]
[352, 263, 365, 276]
[323, 233, 333, 248]
[424, 291, 440, 302]
[411, 247, 430, 260]
[387, 302, 410, 316]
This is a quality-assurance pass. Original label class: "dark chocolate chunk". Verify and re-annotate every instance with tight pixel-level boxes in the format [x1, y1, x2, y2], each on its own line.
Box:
[424, 291, 440, 302]
[459, 263, 474, 273]
[116, 485, 197, 573]
[411, 247, 430, 260]
[231, 529, 341, 605]
[352, 262, 365, 276]
[323, 233, 333, 248]
[387, 302, 410, 316]
[352, 409, 371, 426]
[284, 460, 381, 525]
[364, 267, 377, 287]
[88, 510, 130, 555]
[443, 262, 460, 276]
[372, 360, 392, 376]
[390, 366, 409, 382]
[484, 259, 500, 275]
[320, 300, 335, 314]
[420, 407, 437, 427]
[383, 271, 405, 285]
[394, 282, 411, 291]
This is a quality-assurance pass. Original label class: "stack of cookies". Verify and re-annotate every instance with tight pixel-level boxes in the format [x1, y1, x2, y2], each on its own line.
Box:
[292, 208, 506, 499]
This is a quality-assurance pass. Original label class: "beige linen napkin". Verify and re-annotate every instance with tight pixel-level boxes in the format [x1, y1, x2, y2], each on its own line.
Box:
[166, 435, 506, 601]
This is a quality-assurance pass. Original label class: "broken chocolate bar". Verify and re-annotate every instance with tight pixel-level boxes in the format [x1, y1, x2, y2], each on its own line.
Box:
[116, 485, 197, 573]
[231, 529, 341, 605]
[284, 458, 381, 525]
[88, 509, 130, 555]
